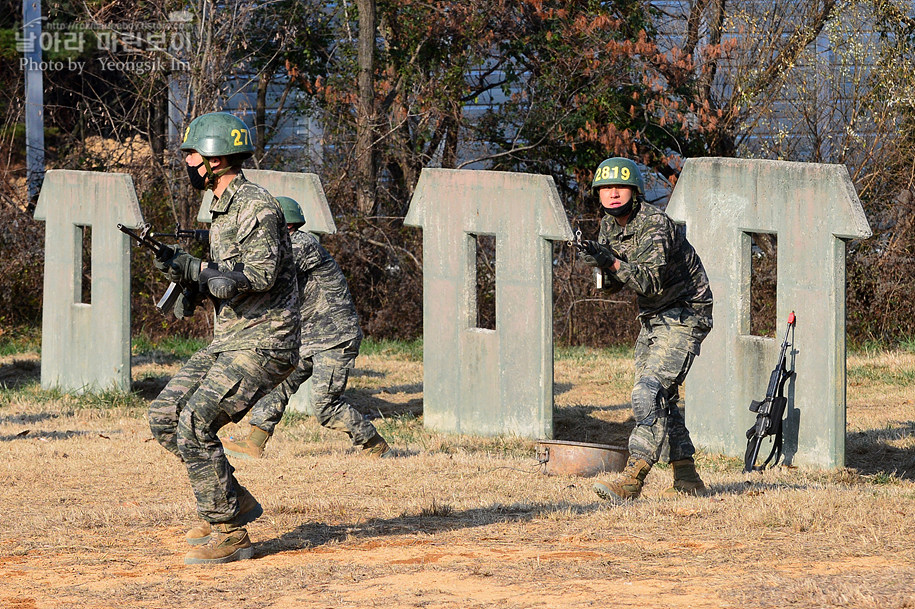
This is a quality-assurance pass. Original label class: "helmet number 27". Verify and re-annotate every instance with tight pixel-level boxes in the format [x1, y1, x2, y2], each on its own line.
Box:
[231, 128, 250, 146]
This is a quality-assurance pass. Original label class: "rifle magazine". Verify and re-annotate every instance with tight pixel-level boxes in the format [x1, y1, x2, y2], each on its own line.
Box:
[156, 282, 181, 315]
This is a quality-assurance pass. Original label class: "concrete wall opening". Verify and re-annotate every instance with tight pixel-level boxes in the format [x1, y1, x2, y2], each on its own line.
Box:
[747, 231, 777, 337]
[472, 233, 496, 330]
[78, 224, 92, 304]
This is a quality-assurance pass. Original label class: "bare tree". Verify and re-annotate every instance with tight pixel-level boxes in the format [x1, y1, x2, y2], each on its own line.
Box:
[355, 0, 378, 215]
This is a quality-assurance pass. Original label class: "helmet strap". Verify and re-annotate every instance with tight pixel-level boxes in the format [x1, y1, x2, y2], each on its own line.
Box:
[603, 199, 634, 218]
[200, 157, 233, 191]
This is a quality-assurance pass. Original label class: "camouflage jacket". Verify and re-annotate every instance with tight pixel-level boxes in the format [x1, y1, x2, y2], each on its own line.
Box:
[292, 230, 362, 357]
[207, 173, 300, 352]
[598, 201, 713, 322]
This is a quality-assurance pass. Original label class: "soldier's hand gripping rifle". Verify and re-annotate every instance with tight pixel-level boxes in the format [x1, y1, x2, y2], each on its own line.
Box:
[744, 311, 797, 472]
[569, 228, 619, 267]
[117, 223, 200, 316]
[569, 228, 625, 292]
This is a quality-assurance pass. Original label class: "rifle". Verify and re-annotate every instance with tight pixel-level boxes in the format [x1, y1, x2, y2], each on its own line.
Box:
[118, 223, 191, 316]
[568, 227, 626, 291]
[151, 223, 209, 245]
[568, 228, 585, 251]
[744, 311, 797, 472]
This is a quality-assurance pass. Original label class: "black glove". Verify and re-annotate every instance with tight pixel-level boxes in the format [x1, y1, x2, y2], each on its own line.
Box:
[199, 265, 251, 300]
[152, 244, 179, 273]
[578, 240, 616, 268]
[162, 248, 202, 285]
[173, 288, 206, 320]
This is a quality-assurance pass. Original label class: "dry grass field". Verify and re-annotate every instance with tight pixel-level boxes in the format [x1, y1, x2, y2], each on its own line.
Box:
[1, 341, 915, 609]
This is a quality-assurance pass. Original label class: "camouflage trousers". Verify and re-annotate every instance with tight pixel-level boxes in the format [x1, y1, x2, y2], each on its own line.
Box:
[148, 346, 296, 523]
[249, 336, 378, 446]
[628, 306, 711, 465]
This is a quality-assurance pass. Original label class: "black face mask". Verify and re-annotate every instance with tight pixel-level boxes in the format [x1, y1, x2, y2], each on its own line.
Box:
[603, 200, 633, 218]
[186, 161, 209, 190]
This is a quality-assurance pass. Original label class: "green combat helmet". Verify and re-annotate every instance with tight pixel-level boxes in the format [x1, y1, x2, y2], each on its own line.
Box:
[180, 112, 254, 161]
[277, 196, 306, 226]
[591, 157, 645, 195]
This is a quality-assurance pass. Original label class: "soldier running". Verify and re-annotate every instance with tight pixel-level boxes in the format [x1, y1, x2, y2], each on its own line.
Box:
[222, 196, 393, 460]
[576, 157, 714, 502]
[148, 112, 300, 564]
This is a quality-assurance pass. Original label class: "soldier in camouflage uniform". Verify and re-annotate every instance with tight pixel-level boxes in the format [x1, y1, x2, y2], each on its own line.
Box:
[147, 112, 300, 564]
[577, 157, 713, 503]
[221, 196, 393, 460]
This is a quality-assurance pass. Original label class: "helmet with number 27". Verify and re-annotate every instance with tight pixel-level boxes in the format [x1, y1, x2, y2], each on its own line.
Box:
[180, 112, 254, 160]
[591, 157, 644, 195]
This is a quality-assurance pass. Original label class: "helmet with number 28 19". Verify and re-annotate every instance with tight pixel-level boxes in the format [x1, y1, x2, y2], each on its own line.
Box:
[591, 157, 644, 195]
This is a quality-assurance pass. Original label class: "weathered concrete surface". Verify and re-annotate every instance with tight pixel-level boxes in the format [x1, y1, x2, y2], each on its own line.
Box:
[197, 169, 336, 234]
[667, 158, 871, 468]
[34, 170, 144, 392]
[405, 168, 573, 438]
[198, 169, 336, 414]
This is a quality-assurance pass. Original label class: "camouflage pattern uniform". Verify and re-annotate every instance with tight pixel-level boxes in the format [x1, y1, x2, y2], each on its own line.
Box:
[598, 200, 713, 465]
[248, 230, 378, 445]
[148, 173, 300, 524]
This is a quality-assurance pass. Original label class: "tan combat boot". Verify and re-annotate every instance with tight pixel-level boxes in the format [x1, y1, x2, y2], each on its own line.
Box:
[184, 522, 253, 565]
[361, 433, 394, 458]
[222, 426, 271, 460]
[592, 458, 652, 503]
[185, 485, 263, 545]
[662, 458, 708, 498]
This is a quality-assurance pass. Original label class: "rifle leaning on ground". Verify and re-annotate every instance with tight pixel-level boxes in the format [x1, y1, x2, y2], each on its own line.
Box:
[117, 223, 195, 316]
[744, 311, 797, 472]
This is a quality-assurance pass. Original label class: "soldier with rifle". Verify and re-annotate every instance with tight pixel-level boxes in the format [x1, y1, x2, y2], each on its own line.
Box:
[574, 157, 714, 503]
[139, 112, 300, 564]
[128, 204, 394, 461]
[220, 196, 394, 462]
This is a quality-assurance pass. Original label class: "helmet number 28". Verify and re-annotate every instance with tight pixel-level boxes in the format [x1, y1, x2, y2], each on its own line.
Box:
[231, 128, 250, 146]
[599, 164, 630, 182]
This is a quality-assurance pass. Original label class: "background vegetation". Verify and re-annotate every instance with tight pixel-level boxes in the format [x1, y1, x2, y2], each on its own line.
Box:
[1, 0, 914, 346]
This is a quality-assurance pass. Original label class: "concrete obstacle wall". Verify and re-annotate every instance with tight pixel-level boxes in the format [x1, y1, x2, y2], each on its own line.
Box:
[196, 169, 336, 234]
[405, 168, 573, 438]
[33, 170, 145, 393]
[667, 158, 872, 468]
[198, 169, 336, 414]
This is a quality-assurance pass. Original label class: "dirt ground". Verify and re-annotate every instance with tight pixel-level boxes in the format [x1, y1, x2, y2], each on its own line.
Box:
[2, 348, 915, 609]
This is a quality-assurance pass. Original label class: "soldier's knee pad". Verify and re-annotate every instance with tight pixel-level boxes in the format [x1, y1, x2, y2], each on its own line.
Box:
[631, 376, 667, 426]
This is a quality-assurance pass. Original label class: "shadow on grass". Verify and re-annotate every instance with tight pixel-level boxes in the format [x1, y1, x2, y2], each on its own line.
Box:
[352, 368, 386, 378]
[846, 427, 915, 479]
[0, 358, 40, 390]
[554, 382, 573, 396]
[0, 429, 97, 442]
[348, 386, 424, 418]
[704, 480, 810, 496]
[553, 403, 633, 446]
[131, 352, 186, 367]
[0, 412, 58, 426]
[132, 376, 171, 401]
[256, 500, 605, 558]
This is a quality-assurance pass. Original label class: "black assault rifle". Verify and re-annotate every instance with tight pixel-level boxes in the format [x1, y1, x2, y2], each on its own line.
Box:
[744, 311, 796, 472]
[151, 223, 210, 245]
[118, 223, 189, 316]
